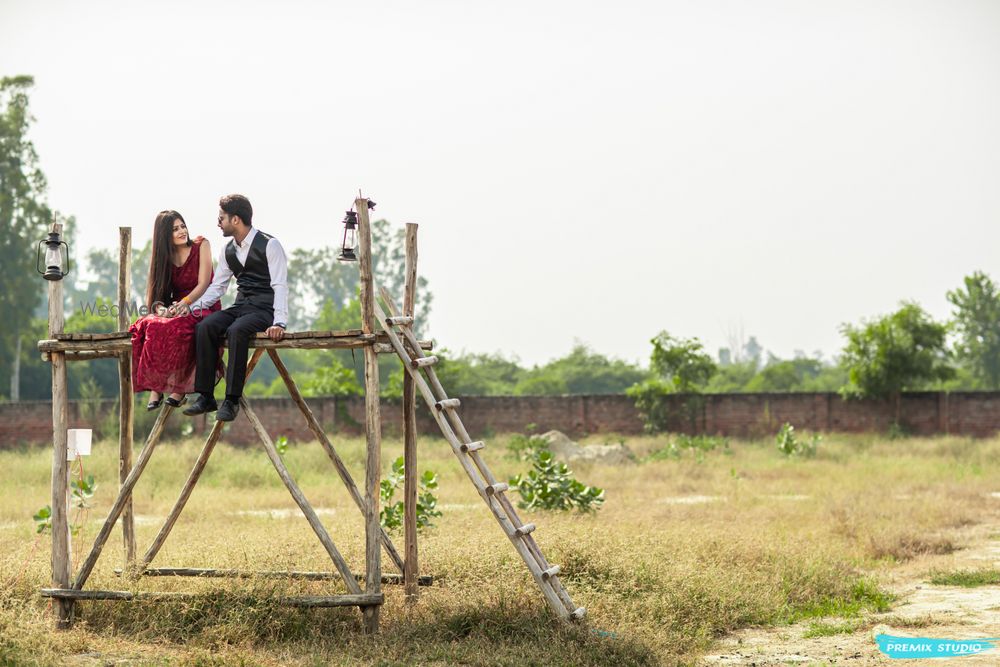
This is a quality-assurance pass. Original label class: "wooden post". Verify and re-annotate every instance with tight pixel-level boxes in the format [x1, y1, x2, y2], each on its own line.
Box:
[402, 223, 419, 599]
[356, 197, 381, 633]
[47, 221, 73, 627]
[117, 227, 135, 566]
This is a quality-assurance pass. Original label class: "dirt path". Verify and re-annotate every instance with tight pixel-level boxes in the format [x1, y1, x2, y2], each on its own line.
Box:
[702, 516, 1000, 666]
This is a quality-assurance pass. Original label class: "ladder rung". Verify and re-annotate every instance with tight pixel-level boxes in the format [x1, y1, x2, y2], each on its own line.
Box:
[386, 316, 413, 326]
[541, 565, 560, 579]
[486, 482, 508, 495]
[513, 523, 536, 537]
[461, 441, 485, 453]
[435, 398, 461, 410]
[570, 607, 586, 620]
[411, 355, 438, 369]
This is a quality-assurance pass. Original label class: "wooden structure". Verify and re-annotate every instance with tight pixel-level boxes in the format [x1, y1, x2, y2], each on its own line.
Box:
[38, 198, 583, 632]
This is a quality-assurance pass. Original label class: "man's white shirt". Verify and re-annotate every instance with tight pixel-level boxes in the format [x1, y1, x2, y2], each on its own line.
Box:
[190, 227, 289, 327]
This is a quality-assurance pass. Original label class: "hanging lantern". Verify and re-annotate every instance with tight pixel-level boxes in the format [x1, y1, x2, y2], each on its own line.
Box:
[337, 210, 358, 262]
[36, 230, 71, 281]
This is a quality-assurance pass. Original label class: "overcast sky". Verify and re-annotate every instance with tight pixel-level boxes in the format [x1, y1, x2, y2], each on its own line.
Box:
[3, 0, 999, 367]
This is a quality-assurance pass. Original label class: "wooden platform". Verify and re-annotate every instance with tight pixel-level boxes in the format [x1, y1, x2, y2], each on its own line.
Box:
[38, 329, 431, 355]
[41, 588, 384, 607]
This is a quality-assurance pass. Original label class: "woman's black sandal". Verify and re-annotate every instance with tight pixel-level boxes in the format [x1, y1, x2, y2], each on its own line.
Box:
[146, 395, 163, 411]
[164, 395, 187, 408]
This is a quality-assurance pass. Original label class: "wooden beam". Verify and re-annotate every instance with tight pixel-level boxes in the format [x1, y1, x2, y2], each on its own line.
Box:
[356, 196, 382, 634]
[117, 227, 135, 567]
[267, 349, 405, 573]
[47, 221, 72, 629]
[240, 397, 364, 596]
[38, 332, 432, 354]
[41, 588, 383, 607]
[402, 222, 419, 600]
[115, 567, 433, 586]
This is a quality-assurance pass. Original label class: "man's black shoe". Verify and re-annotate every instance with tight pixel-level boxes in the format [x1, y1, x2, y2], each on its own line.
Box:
[182, 395, 218, 416]
[216, 399, 240, 422]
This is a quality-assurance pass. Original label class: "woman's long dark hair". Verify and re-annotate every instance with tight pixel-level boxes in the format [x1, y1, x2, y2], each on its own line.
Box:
[146, 210, 192, 310]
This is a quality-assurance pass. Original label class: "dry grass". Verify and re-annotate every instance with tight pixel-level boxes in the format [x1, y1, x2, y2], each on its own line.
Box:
[2, 430, 999, 665]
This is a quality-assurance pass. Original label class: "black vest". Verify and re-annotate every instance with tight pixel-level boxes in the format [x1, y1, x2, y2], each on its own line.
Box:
[225, 230, 274, 310]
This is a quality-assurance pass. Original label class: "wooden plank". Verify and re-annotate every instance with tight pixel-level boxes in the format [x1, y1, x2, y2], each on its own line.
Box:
[267, 349, 404, 573]
[240, 397, 363, 596]
[118, 227, 135, 568]
[73, 405, 173, 591]
[116, 567, 434, 586]
[137, 350, 265, 575]
[357, 196, 382, 634]
[38, 333, 432, 354]
[402, 222, 419, 600]
[41, 350, 123, 362]
[53, 332, 129, 341]
[41, 588, 383, 607]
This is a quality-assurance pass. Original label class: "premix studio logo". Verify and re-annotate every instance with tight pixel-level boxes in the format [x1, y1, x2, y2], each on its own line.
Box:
[876, 633, 1000, 659]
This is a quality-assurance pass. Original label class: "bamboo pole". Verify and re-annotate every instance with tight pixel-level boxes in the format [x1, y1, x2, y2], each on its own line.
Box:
[73, 405, 173, 591]
[42, 588, 383, 607]
[356, 197, 382, 634]
[137, 350, 265, 574]
[37, 332, 432, 354]
[116, 566, 433, 585]
[240, 397, 364, 596]
[47, 221, 73, 628]
[267, 349, 404, 573]
[117, 227, 135, 566]
[402, 223, 419, 599]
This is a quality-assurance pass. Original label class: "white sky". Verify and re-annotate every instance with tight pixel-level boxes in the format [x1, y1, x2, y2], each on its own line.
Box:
[3, 0, 999, 367]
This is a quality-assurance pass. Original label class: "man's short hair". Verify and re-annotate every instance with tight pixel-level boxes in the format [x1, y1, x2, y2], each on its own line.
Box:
[220, 194, 253, 227]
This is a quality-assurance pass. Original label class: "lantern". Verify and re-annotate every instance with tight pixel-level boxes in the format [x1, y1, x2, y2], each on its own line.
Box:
[36, 230, 71, 281]
[337, 210, 358, 262]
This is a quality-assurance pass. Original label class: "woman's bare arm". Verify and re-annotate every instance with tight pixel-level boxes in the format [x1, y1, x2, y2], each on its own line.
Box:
[183, 239, 214, 305]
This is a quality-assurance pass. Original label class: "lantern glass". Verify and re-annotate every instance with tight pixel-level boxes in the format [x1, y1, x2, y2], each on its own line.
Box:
[45, 245, 62, 271]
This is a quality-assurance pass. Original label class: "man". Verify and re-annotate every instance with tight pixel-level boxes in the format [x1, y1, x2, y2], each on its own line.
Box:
[181, 194, 288, 422]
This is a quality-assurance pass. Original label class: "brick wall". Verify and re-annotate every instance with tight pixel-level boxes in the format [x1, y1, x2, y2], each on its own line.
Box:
[3, 391, 1000, 448]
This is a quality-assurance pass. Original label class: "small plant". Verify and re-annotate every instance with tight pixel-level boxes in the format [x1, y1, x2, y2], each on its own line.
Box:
[275, 435, 289, 457]
[71, 475, 96, 509]
[645, 434, 730, 463]
[379, 456, 442, 531]
[506, 433, 550, 461]
[33, 505, 51, 534]
[776, 422, 819, 458]
[509, 450, 604, 513]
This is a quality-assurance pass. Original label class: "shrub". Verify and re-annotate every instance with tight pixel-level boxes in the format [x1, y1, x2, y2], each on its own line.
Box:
[379, 456, 442, 531]
[645, 435, 730, 463]
[506, 433, 550, 460]
[509, 450, 604, 513]
[776, 423, 819, 458]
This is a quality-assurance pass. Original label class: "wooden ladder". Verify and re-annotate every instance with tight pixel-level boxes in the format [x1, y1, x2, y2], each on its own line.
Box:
[375, 288, 584, 622]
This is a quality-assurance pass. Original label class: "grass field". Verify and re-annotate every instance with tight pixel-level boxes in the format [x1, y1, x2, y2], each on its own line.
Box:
[2, 428, 998, 666]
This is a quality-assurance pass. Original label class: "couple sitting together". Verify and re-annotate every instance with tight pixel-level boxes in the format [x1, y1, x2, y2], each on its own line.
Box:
[130, 193, 287, 423]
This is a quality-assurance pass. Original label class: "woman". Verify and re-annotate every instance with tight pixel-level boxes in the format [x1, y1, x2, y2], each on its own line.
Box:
[130, 210, 222, 410]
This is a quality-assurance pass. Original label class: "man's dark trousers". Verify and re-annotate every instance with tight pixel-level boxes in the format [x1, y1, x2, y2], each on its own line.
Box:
[194, 303, 272, 398]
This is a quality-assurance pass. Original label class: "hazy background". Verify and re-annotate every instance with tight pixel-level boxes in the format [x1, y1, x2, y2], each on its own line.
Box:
[2, 0, 998, 366]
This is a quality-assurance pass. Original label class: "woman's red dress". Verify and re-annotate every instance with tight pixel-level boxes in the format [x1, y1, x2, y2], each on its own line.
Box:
[130, 237, 222, 395]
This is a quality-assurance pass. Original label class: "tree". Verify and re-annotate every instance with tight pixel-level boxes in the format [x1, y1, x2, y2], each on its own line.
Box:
[514, 343, 646, 395]
[839, 302, 954, 419]
[648, 331, 716, 392]
[628, 331, 717, 432]
[947, 271, 1000, 389]
[0, 75, 67, 399]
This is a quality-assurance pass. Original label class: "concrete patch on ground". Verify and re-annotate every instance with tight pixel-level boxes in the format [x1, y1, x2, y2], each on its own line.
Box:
[657, 495, 722, 505]
[702, 522, 1000, 666]
[233, 507, 336, 519]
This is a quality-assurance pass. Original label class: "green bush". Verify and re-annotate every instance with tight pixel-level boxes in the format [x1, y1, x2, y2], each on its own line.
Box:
[379, 456, 442, 531]
[776, 423, 819, 458]
[506, 433, 550, 460]
[509, 450, 604, 513]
